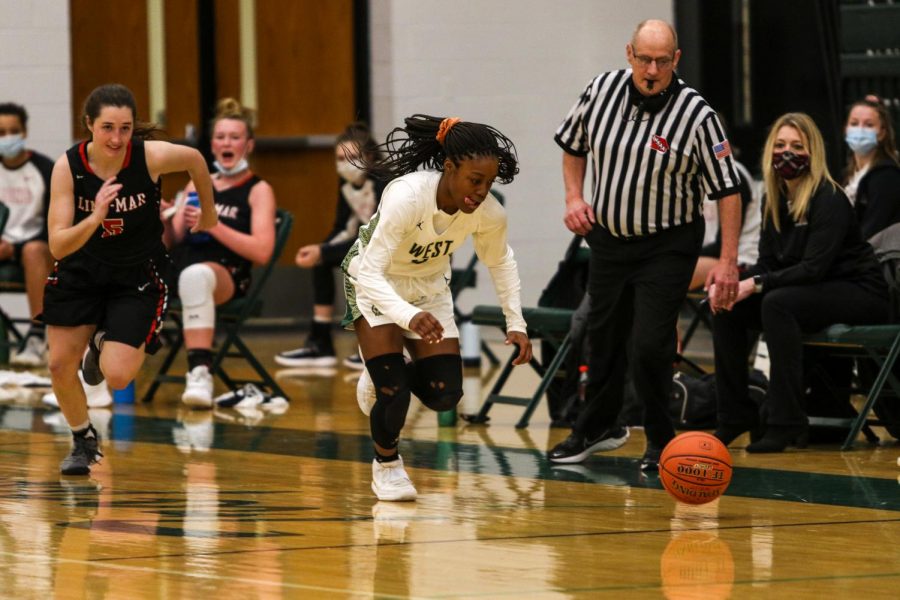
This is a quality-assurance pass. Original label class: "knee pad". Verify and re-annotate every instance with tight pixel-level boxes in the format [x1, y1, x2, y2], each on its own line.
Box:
[411, 354, 463, 412]
[178, 263, 216, 330]
[367, 353, 412, 449]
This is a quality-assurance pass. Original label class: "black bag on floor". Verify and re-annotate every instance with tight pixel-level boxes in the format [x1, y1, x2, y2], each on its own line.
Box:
[669, 369, 768, 430]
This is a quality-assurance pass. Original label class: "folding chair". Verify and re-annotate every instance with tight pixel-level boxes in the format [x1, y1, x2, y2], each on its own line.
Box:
[468, 305, 575, 428]
[142, 208, 294, 403]
[802, 324, 900, 449]
[0, 204, 27, 363]
[680, 291, 712, 354]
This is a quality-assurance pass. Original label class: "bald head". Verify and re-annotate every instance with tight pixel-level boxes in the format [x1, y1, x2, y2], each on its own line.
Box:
[627, 19, 681, 96]
[631, 19, 678, 54]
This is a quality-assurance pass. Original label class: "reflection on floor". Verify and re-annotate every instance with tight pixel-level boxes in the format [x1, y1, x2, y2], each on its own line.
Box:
[0, 327, 897, 598]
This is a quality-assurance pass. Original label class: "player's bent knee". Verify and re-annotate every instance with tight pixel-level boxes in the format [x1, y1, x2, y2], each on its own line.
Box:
[412, 354, 463, 412]
[105, 372, 134, 391]
[420, 389, 462, 412]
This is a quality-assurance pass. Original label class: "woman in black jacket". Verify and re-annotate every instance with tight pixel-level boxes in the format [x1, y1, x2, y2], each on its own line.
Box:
[843, 96, 900, 240]
[709, 113, 889, 453]
[275, 123, 384, 369]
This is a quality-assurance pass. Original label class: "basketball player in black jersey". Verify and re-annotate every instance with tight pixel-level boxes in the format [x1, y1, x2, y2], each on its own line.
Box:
[44, 83, 217, 475]
[167, 98, 276, 408]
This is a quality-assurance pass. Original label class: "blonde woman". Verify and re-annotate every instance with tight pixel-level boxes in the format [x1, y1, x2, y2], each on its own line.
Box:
[709, 113, 888, 453]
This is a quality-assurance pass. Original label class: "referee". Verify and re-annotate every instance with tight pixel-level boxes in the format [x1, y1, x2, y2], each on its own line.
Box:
[549, 19, 742, 470]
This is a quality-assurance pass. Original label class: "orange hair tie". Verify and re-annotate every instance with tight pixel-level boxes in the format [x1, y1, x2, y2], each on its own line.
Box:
[435, 117, 461, 145]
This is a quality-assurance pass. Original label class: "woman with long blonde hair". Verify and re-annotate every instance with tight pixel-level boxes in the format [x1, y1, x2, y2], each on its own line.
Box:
[709, 112, 888, 453]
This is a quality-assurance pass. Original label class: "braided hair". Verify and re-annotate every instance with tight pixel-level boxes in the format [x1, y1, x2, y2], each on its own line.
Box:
[359, 114, 519, 184]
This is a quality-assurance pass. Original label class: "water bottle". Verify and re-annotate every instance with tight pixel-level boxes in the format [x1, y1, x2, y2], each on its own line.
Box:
[113, 380, 135, 404]
[577, 365, 589, 403]
[185, 191, 210, 243]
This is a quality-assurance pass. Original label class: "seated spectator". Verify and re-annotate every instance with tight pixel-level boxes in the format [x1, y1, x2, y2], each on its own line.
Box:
[168, 98, 276, 408]
[842, 95, 900, 240]
[691, 158, 761, 290]
[275, 123, 383, 370]
[0, 102, 54, 366]
[709, 112, 889, 453]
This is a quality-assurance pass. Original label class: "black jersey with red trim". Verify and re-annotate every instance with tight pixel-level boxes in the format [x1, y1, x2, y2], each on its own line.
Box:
[65, 139, 164, 266]
[176, 173, 258, 283]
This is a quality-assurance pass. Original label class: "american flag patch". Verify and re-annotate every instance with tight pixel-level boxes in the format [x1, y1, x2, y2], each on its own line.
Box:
[713, 140, 731, 160]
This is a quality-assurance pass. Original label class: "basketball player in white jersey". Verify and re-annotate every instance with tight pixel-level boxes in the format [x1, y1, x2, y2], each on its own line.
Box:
[342, 115, 532, 501]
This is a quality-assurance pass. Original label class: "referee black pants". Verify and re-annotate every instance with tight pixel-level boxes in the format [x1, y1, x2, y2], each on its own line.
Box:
[713, 281, 889, 429]
[575, 222, 703, 448]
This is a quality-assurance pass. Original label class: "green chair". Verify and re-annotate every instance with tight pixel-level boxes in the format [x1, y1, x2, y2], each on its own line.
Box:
[142, 208, 294, 403]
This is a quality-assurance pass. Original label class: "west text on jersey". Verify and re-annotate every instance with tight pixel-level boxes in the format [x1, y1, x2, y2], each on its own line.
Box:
[409, 240, 454, 264]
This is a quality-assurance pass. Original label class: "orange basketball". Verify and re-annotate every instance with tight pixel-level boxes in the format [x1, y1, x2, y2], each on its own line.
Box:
[659, 432, 732, 505]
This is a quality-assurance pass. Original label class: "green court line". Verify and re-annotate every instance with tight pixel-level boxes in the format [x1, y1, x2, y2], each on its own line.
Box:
[2, 404, 898, 512]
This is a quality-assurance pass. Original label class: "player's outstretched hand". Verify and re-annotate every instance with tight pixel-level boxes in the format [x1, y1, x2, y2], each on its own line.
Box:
[506, 331, 533, 365]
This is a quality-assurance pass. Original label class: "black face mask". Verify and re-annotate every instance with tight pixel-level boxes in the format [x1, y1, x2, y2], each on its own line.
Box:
[772, 151, 810, 180]
[628, 76, 682, 114]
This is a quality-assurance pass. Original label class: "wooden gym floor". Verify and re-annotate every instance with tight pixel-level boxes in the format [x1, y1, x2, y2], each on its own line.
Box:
[0, 328, 898, 599]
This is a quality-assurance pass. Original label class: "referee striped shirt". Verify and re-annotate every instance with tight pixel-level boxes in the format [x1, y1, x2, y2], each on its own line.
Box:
[555, 69, 741, 238]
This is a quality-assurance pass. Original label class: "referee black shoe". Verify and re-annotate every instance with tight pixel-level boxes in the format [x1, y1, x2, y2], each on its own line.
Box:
[82, 330, 105, 386]
[547, 426, 630, 464]
[639, 443, 664, 472]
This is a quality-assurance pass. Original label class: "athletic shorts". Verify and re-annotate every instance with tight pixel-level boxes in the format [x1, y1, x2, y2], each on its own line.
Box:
[342, 271, 459, 340]
[41, 251, 171, 354]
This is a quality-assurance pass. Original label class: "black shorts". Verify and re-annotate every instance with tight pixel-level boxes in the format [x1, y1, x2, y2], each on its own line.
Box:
[41, 251, 171, 354]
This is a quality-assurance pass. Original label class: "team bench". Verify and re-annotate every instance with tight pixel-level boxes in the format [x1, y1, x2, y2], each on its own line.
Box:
[469, 302, 900, 447]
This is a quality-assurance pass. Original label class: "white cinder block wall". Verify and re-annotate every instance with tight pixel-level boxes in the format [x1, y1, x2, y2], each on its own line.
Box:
[370, 0, 673, 311]
[0, 0, 72, 159]
[0, 0, 71, 323]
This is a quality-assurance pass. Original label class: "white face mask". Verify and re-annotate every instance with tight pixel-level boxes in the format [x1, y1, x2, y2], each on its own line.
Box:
[213, 157, 249, 177]
[0, 134, 25, 159]
[336, 159, 365, 183]
[845, 126, 879, 156]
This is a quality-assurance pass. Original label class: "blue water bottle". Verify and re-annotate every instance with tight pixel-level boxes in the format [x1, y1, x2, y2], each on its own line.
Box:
[185, 191, 210, 244]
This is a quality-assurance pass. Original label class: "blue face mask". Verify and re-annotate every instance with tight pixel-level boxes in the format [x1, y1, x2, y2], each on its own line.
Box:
[0, 134, 25, 158]
[845, 127, 879, 155]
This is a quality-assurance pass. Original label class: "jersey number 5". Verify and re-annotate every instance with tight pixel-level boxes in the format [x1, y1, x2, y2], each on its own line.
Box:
[101, 218, 125, 238]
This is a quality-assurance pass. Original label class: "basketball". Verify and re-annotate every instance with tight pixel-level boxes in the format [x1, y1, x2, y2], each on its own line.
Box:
[659, 432, 733, 505]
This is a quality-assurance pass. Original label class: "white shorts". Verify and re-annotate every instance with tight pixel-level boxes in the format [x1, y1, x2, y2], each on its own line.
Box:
[343, 272, 459, 340]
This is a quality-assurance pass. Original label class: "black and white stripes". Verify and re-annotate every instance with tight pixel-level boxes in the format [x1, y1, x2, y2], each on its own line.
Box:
[555, 69, 741, 237]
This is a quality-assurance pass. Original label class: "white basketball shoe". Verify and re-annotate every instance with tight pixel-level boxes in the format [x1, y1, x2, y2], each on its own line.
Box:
[371, 456, 417, 502]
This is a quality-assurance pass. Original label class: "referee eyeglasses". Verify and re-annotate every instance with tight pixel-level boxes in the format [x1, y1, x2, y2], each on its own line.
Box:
[633, 54, 674, 69]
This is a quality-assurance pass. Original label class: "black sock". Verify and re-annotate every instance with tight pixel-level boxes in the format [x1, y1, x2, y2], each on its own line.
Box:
[73, 424, 97, 439]
[25, 322, 45, 340]
[187, 349, 214, 370]
[374, 450, 399, 464]
[310, 321, 333, 350]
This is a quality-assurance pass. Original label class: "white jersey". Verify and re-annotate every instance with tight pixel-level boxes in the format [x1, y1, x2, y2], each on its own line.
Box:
[0, 151, 52, 244]
[343, 170, 527, 333]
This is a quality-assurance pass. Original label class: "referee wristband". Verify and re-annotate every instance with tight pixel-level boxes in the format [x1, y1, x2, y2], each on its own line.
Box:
[753, 275, 764, 294]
